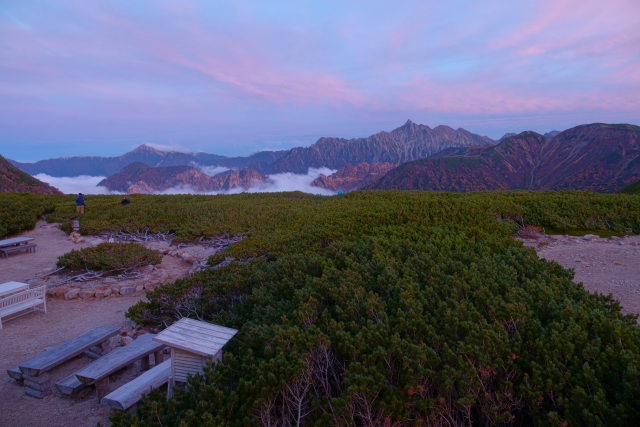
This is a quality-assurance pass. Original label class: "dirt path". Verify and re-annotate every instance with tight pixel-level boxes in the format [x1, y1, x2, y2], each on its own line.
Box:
[0, 221, 102, 283]
[519, 233, 640, 316]
[0, 221, 221, 427]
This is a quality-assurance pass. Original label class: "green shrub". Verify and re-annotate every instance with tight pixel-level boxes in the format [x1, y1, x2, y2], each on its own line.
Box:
[56, 242, 162, 273]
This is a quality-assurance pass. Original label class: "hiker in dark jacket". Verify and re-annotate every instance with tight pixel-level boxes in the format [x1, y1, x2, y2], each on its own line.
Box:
[75, 193, 85, 214]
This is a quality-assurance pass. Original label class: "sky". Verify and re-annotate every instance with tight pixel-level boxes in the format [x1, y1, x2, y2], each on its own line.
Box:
[1, 0, 639, 161]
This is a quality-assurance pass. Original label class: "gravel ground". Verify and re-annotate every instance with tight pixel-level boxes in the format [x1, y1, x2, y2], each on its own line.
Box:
[518, 233, 640, 316]
[0, 222, 206, 427]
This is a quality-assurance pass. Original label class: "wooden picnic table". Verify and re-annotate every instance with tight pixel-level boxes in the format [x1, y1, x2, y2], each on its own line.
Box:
[0, 281, 29, 297]
[0, 237, 34, 248]
[73, 333, 165, 398]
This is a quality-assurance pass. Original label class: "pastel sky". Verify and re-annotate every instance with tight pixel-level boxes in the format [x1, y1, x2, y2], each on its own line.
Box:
[1, 0, 639, 161]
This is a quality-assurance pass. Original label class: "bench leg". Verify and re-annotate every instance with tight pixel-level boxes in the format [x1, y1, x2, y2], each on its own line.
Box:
[95, 377, 110, 399]
[100, 339, 112, 354]
[140, 356, 150, 371]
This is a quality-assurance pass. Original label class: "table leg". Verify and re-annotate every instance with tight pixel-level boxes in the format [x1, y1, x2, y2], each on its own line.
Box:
[95, 377, 110, 399]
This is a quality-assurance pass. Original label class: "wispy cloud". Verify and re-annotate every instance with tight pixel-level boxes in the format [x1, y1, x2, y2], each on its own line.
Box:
[1, 0, 638, 158]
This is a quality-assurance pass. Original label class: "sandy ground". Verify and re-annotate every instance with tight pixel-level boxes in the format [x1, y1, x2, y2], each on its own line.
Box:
[0, 296, 145, 427]
[0, 221, 102, 284]
[519, 233, 640, 316]
[0, 222, 216, 427]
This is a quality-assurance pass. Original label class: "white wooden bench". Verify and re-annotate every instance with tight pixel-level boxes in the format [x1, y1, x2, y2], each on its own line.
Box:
[0, 285, 46, 329]
[101, 359, 171, 410]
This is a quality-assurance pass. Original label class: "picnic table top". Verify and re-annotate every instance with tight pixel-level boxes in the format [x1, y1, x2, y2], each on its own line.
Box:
[18, 325, 120, 376]
[0, 281, 29, 297]
[74, 333, 164, 384]
[0, 237, 34, 247]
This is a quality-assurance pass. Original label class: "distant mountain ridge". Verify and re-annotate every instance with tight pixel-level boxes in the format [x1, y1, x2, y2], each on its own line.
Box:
[98, 162, 268, 193]
[368, 123, 640, 192]
[11, 145, 286, 177]
[0, 155, 61, 194]
[9, 121, 493, 177]
[268, 120, 493, 173]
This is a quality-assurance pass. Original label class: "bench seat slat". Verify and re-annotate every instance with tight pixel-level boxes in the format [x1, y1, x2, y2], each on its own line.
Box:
[101, 359, 171, 410]
[0, 298, 43, 317]
[18, 325, 119, 376]
[74, 334, 165, 384]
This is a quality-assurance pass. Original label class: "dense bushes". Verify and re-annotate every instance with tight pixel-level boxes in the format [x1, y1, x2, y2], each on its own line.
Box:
[116, 225, 640, 426]
[0, 192, 61, 238]
[57, 242, 161, 273]
[2, 191, 640, 424]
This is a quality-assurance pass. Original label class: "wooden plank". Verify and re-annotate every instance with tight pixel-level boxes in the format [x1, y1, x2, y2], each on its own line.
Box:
[74, 334, 165, 384]
[0, 237, 34, 247]
[19, 325, 119, 376]
[7, 365, 23, 381]
[101, 359, 171, 410]
[179, 317, 238, 335]
[55, 373, 87, 395]
[162, 323, 235, 344]
[156, 328, 229, 351]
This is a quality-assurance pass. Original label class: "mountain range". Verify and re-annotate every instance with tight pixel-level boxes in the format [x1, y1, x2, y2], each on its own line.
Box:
[3, 121, 640, 194]
[11, 145, 286, 177]
[367, 124, 640, 192]
[10, 121, 492, 177]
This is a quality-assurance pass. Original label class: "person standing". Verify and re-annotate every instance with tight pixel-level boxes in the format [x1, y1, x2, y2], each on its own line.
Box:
[75, 193, 85, 214]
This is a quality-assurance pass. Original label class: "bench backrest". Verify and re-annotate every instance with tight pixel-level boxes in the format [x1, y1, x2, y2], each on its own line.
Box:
[0, 286, 46, 310]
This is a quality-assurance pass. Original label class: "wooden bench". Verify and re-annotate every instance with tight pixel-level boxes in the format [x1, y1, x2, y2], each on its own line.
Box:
[0, 243, 36, 258]
[101, 359, 171, 410]
[0, 285, 46, 329]
[14, 325, 120, 378]
[73, 333, 165, 398]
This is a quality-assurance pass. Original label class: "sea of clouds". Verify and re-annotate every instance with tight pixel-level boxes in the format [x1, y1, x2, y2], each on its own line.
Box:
[35, 167, 337, 196]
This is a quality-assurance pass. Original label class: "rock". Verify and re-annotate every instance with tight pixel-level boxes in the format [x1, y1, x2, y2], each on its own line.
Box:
[78, 290, 95, 299]
[64, 288, 79, 300]
[120, 336, 133, 346]
[135, 285, 144, 292]
[142, 264, 155, 273]
[95, 288, 112, 298]
[49, 286, 69, 298]
[119, 286, 136, 295]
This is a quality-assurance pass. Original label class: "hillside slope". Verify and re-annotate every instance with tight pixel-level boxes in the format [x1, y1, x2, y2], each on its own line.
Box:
[0, 155, 61, 194]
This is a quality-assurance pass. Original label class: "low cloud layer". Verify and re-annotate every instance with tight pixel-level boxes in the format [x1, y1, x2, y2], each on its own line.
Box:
[35, 174, 116, 195]
[35, 168, 336, 196]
